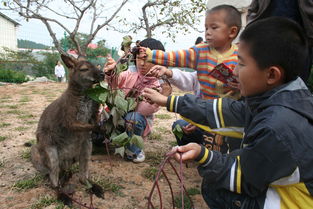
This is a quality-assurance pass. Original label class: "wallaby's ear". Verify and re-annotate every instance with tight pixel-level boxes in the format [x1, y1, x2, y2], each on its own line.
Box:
[61, 54, 77, 69]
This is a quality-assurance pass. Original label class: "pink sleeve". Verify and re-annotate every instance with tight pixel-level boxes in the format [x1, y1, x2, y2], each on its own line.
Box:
[136, 101, 159, 116]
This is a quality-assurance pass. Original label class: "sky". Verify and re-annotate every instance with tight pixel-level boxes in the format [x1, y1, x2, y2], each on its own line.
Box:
[1, 0, 252, 51]
[0, 0, 205, 51]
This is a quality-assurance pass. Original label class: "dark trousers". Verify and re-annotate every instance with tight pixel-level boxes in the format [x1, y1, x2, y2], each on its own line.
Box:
[301, 47, 313, 83]
[201, 178, 261, 209]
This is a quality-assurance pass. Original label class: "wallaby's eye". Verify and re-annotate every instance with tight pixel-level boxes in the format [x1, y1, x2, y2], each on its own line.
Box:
[80, 68, 89, 72]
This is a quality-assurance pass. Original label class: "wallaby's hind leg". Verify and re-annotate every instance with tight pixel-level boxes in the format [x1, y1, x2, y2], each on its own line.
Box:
[45, 146, 60, 188]
[78, 139, 92, 184]
[31, 144, 49, 175]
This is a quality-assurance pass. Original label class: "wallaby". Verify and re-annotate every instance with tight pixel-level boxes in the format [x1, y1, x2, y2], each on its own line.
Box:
[31, 54, 104, 203]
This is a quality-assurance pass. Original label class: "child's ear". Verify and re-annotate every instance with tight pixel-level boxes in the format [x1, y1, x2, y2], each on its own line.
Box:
[266, 66, 284, 85]
[229, 26, 239, 39]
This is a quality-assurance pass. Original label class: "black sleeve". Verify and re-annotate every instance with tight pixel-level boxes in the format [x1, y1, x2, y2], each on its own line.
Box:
[196, 126, 297, 197]
[166, 94, 246, 138]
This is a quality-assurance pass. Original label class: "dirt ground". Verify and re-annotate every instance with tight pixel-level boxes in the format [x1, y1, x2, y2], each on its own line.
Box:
[0, 82, 207, 209]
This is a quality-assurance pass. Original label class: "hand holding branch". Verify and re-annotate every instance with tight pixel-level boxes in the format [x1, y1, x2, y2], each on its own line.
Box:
[170, 143, 202, 163]
[143, 88, 168, 106]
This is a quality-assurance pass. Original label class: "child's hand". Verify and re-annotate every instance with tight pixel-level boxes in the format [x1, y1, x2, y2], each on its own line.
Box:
[182, 124, 197, 134]
[143, 88, 168, 106]
[160, 82, 172, 96]
[147, 65, 173, 78]
[227, 81, 240, 89]
[138, 47, 148, 59]
[103, 55, 116, 73]
[171, 143, 202, 163]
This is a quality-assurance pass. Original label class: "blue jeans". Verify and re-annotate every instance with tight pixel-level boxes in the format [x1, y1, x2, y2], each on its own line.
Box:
[124, 112, 146, 156]
[201, 178, 261, 209]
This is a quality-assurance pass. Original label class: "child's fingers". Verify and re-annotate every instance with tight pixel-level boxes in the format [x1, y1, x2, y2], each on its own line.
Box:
[147, 66, 160, 77]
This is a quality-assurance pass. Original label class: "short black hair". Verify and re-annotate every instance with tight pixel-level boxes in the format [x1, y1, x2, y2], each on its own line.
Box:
[240, 17, 309, 83]
[139, 38, 165, 51]
[207, 5, 242, 31]
[195, 37, 204, 45]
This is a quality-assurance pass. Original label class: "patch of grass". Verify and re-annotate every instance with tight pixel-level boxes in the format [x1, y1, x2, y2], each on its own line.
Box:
[174, 194, 193, 209]
[155, 114, 172, 120]
[69, 163, 79, 174]
[19, 96, 31, 103]
[187, 187, 201, 196]
[7, 105, 19, 109]
[148, 131, 163, 141]
[0, 136, 7, 142]
[92, 176, 124, 196]
[0, 122, 11, 128]
[18, 114, 35, 119]
[145, 151, 165, 166]
[155, 127, 171, 134]
[20, 148, 31, 160]
[25, 120, 38, 125]
[6, 109, 23, 115]
[31, 195, 64, 209]
[15, 126, 30, 131]
[0, 95, 11, 100]
[13, 175, 44, 191]
[168, 140, 178, 147]
[142, 167, 159, 181]
[31, 89, 40, 94]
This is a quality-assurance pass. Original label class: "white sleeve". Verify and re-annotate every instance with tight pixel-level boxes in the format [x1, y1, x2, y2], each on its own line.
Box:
[169, 68, 200, 96]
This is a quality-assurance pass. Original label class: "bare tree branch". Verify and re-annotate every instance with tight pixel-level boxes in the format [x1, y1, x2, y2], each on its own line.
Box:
[114, 0, 206, 40]
[5, 0, 129, 56]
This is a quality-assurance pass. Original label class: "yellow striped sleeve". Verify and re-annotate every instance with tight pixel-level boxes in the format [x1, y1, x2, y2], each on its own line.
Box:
[236, 156, 242, 193]
[178, 50, 185, 66]
[189, 49, 196, 69]
[218, 98, 225, 127]
[169, 96, 175, 112]
[199, 148, 209, 164]
[146, 48, 153, 62]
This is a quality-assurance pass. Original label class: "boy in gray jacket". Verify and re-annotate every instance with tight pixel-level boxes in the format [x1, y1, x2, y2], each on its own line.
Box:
[143, 17, 313, 209]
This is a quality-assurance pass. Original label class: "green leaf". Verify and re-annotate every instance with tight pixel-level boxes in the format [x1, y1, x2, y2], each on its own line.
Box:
[114, 95, 128, 114]
[85, 85, 108, 103]
[116, 63, 128, 74]
[99, 81, 109, 89]
[112, 132, 129, 146]
[173, 124, 183, 140]
[127, 97, 137, 111]
[114, 146, 125, 158]
[98, 91, 108, 103]
[111, 107, 122, 127]
[122, 35, 132, 47]
[129, 135, 144, 149]
[115, 89, 125, 98]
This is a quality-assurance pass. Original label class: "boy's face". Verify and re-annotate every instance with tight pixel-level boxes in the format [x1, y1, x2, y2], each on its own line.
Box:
[205, 10, 234, 49]
[136, 55, 155, 75]
[234, 41, 270, 97]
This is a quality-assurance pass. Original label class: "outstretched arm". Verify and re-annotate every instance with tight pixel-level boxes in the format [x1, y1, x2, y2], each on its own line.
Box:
[143, 88, 245, 138]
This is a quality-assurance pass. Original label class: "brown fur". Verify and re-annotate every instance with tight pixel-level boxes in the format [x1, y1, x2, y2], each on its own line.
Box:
[31, 55, 104, 189]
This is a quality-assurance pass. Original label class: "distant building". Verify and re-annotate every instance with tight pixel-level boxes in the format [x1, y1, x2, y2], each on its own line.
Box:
[0, 12, 20, 53]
